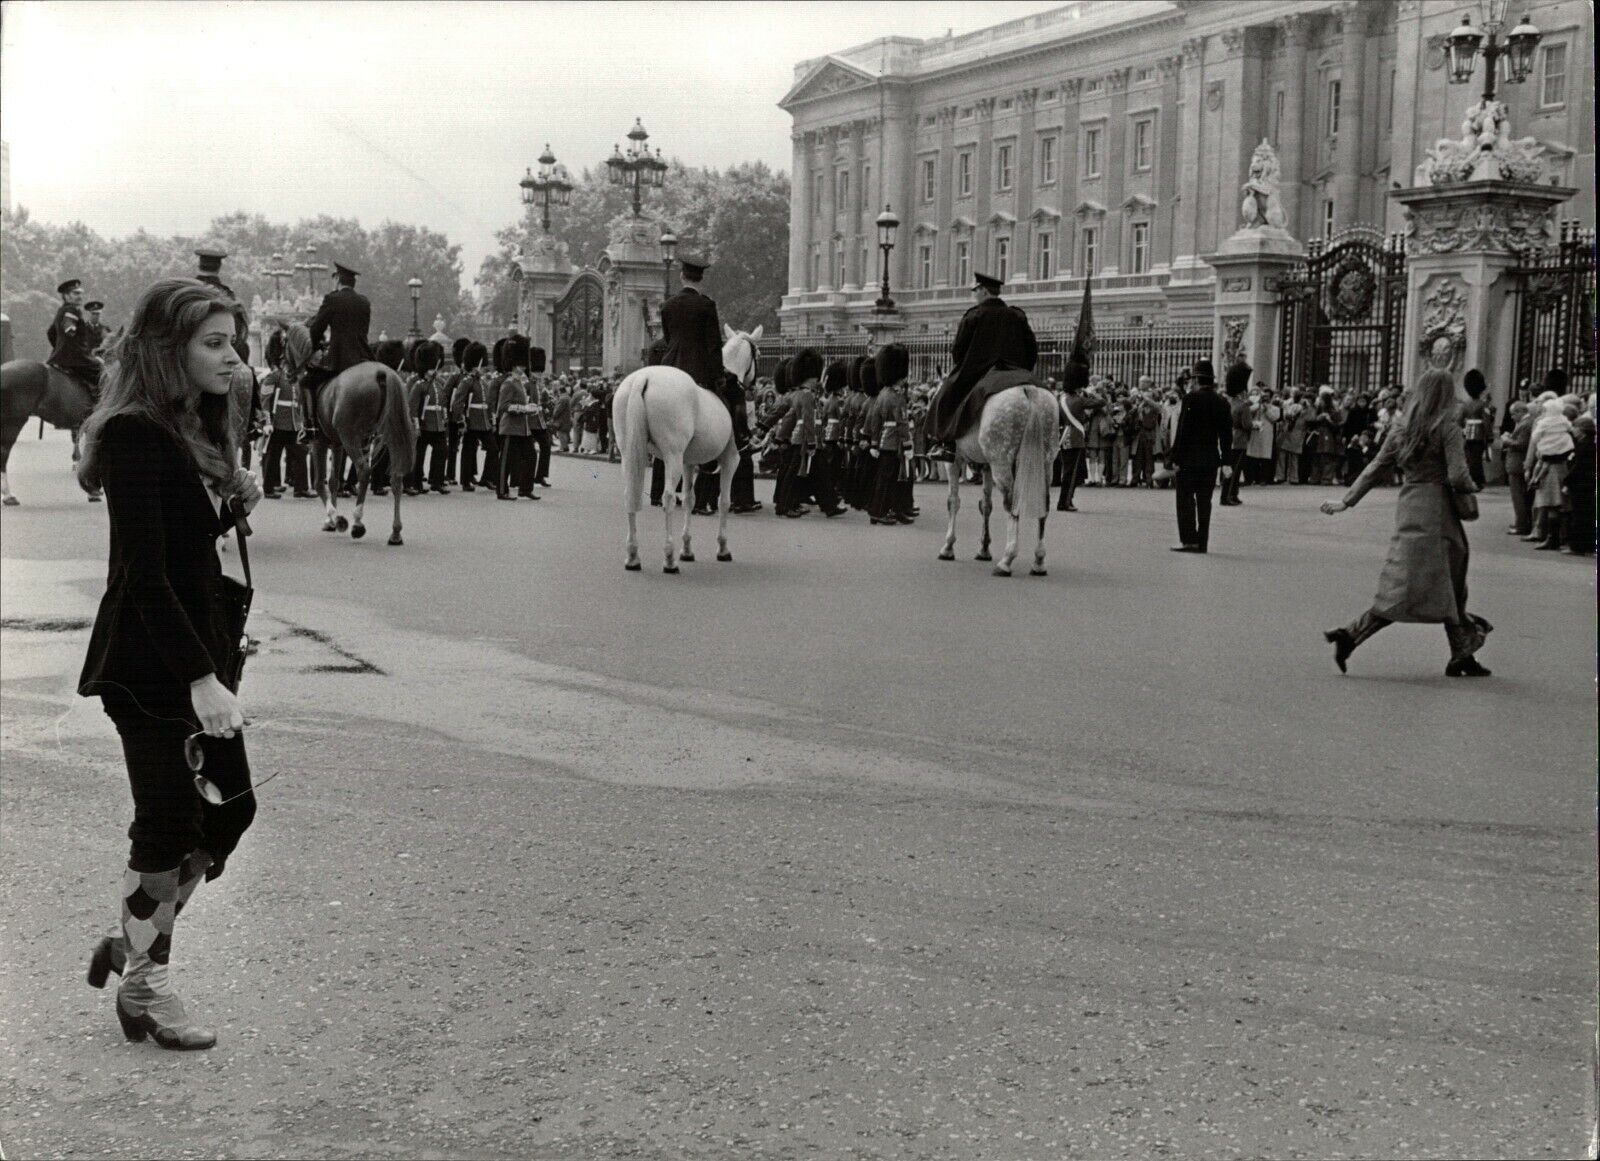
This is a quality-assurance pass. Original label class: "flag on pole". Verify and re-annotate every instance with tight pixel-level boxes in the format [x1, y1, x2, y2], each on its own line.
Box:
[1069, 279, 1095, 369]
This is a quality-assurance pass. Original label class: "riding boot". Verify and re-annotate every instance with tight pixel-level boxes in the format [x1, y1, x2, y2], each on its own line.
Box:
[1444, 622, 1492, 676]
[115, 853, 217, 1050]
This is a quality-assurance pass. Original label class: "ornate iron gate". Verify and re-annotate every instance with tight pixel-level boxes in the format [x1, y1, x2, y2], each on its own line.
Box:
[1276, 229, 1407, 395]
[551, 272, 604, 374]
[1510, 219, 1596, 396]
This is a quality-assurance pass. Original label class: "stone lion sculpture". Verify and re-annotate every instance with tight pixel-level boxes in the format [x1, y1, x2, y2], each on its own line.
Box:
[1240, 139, 1288, 230]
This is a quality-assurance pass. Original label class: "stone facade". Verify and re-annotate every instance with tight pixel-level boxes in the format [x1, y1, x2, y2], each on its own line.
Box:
[779, 0, 1594, 337]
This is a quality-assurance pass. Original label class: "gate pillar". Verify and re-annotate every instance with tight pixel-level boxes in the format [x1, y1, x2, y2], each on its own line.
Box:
[517, 235, 576, 358]
[1391, 180, 1574, 424]
[602, 220, 669, 377]
[1204, 227, 1303, 383]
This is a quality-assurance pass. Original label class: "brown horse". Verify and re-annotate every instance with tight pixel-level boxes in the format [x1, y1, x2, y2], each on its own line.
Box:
[284, 325, 415, 545]
[0, 361, 97, 505]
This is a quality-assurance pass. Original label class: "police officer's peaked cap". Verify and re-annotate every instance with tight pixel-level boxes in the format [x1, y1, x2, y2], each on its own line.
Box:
[677, 254, 710, 276]
[84, 301, 105, 312]
[874, 343, 909, 389]
[57, 279, 82, 295]
[1192, 359, 1217, 385]
[195, 247, 227, 275]
[332, 262, 359, 281]
[973, 271, 1003, 293]
[790, 346, 824, 384]
[1224, 361, 1252, 396]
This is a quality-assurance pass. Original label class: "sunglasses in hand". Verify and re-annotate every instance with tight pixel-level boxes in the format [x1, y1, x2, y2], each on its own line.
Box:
[184, 723, 286, 806]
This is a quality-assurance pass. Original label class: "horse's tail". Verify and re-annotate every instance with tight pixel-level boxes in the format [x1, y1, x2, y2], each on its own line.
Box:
[623, 374, 652, 459]
[376, 369, 416, 476]
[1014, 386, 1056, 524]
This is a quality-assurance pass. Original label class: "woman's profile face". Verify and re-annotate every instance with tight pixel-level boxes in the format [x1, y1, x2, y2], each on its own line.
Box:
[184, 312, 242, 397]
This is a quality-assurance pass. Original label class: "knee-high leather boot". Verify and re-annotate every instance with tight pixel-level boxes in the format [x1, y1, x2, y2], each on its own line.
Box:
[114, 852, 216, 1049]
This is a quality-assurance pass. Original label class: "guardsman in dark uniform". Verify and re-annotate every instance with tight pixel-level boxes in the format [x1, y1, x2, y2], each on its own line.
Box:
[659, 254, 725, 400]
[771, 346, 833, 518]
[408, 345, 451, 495]
[495, 370, 537, 501]
[300, 261, 373, 444]
[260, 368, 311, 498]
[726, 371, 761, 513]
[454, 343, 495, 492]
[1165, 359, 1234, 554]
[48, 278, 104, 396]
[925, 271, 1039, 455]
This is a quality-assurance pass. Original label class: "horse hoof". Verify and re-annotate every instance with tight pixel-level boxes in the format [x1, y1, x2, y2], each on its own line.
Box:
[716, 552, 733, 562]
[1030, 567, 1048, 577]
[351, 524, 366, 539]
[680, 552, 695, 563]
[322, 521, 338, 533]
[335, 515, 350, 532]
[664, 565, 679, 575]
[387, 534, 404, 546]
[1, 496, 17, 507]
[937, 550, 955, 561]
[625, 561, 642, 572]
[975, 551, 993, 562]
[992, 566, 1012, 578]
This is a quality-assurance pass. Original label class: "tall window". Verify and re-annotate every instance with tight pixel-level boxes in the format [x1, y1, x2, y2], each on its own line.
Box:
[814, 173, 824, 212]
[1083, 127, 1102, 177]
[1133, 119, 1153, 171]
[1327, 79, 1341, 136]
[921, 157, 937, 203]
[1035, 232, 1054, 280]
[1081, 227, 1099, 276]
[837, 169, 850, 211]
[1130, 222, 1150, 274]
[833, 239, 845, 289]
[957, 150, 974, 197]
[995, 237, 1010, 283]
[996, 143, 1014, 190]
[954, 240, 970, 285]
[917, 244, 933, 289]
[1323, 200, 1335, 238]
[1541, 43, 1567, 106]
[809, 243, 822, 289]
[862, 163, 872, 203]
[1039, 136, 1058, 184]
[859, 244, 869, 287]
[1274, 90, 1285, 143]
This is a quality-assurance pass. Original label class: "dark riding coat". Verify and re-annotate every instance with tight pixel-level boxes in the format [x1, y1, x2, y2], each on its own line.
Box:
[660, 286, 724, 394]
[307, 287, 373, 374]
[48, 304, 100, 374]
[927, 296, 1038, 440]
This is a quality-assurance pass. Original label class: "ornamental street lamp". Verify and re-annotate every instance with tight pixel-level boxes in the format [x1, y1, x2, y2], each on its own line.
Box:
[297, 243, 325, 295]
[268, 253, 287, 301]
[874, 203, 900, 313]
[520, 144, 574, 233]
[606, 118, 668, 218]
[660, 230, 677, 296]
[1446, 3, 1541, 102]
[408, 277, 423, 339]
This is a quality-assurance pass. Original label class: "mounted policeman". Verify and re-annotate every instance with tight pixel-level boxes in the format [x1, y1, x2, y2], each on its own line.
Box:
[298, 261, 373, 444]
[47, 278, 105, 400]
[924, 270, 1039, 459]
[659, 254, 725, 403]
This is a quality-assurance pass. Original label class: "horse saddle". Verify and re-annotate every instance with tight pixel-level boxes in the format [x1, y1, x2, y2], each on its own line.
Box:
[951, 365, 1039, 441]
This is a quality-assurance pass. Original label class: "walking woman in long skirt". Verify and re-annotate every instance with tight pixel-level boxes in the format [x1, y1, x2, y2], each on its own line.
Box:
[1319, 368, 1492, 677]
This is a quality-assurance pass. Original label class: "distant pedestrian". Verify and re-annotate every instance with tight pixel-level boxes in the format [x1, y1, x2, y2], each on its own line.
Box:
[74, 278, 265, 1050]
[1166, 359, 1233, 553]
[1320, 368, 1491, 677]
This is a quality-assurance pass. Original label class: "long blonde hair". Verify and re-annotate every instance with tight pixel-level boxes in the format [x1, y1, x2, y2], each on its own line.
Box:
[1390, 367, 1459, 464]
[76, 279, 242, 496]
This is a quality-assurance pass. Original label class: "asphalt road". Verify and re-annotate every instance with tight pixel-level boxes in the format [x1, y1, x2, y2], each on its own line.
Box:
[2, 429, 1594, 1160]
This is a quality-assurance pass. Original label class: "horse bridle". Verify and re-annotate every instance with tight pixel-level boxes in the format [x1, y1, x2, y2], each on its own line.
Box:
[733, 334, 757, 389]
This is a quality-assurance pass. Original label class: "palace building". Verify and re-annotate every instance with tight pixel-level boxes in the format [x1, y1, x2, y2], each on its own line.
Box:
[777, 0, 1594, 338]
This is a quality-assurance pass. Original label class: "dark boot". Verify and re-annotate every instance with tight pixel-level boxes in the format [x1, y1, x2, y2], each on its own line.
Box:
[1444, 621, 1492, 677]
[114, 852, 217, 1050]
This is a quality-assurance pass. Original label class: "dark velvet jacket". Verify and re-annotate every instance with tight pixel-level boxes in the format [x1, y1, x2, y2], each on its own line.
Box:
[78, 413, 238, 701]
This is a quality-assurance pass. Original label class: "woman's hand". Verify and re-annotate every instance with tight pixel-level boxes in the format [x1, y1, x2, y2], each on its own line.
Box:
[233, 470, 264, 515]
[190, 674, 245, 738]
[1320, 500, 1348, 515]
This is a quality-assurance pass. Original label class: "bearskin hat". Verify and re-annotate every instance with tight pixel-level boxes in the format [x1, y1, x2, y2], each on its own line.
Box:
[823, 359, 849, 394]
[874, 343, 909, 390]
[452, 337, 471, 367]
[773, 357, 791, 394]
[413, 340, 444, 374]
[373, 340, 406, 370]
[790, 346, 824, 384]
[848, 355, 865, 393]
[1062, 357, 1090, 393]
[1544, 366, 1569, 394]
[860, 358, 880, 398]
[461, 341, 488, 371]
[1223, 361, 1253, 396]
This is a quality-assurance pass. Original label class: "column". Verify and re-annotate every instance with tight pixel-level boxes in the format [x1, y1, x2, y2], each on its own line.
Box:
[845, 120, 868, 290]
[819, 126, 839, 287]
[934, 104, 957, 285]
[1060, 79, 1083, 274]
[788, 130, 812, 294]
[975, 97, 996, 270]
[1386, 1, 1423, 233]
[1274, 15, 1308, 240]
[1332, 2, 1366, 230]
[1104, 67, 1131, 274]
[879, 96, 912, 294]
[1172, 36, 1206, 266]
[1015, 88, 1039, 277]
[1154, 56, 1181, 269]
[1211, 26, 1266, 255]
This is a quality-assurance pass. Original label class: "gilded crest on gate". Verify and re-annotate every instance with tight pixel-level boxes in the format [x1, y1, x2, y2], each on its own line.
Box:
[1324, 259, 1377, 322]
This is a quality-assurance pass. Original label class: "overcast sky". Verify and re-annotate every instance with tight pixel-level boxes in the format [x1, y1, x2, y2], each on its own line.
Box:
[2, 1, 1061, 279]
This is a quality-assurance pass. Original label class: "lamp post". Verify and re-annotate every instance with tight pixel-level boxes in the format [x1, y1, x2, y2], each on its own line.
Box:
[606, 118, 669, 218]
[873, 203, 900, 313]
[407, 277, 423, 339]
[298, 243, 325, 295]
[659, 230, 677, 296]
[519, 145, 574, 234]
[1445, 3, 1541, 104]
[268, 253, 287, 303]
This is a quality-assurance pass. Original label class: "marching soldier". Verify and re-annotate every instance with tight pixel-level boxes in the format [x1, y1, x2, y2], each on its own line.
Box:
[867, 344, 916, 525]
[455, 344, 495, 492]
[771, 346, 839, 518]
[495, 370, 538, 501]
[408, 348, 451, 495]
[925, 271, 1039, 458]
[300, 261, 373, 444]
[260, 368, 311, 498]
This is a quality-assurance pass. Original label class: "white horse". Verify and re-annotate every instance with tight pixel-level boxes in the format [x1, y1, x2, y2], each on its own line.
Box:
[612, 325, 761, 573]
[939, 383, 1060, 576]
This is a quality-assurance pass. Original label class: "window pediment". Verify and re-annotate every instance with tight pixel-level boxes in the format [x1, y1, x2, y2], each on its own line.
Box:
[987, 211, 1016, 230]
[1121, 193, 1157, 214]
[1030, 206, 1062, 224]
[912, 221, 940, 238]
[950, 215, 976, 236]
[1073, 199, 1108, 219]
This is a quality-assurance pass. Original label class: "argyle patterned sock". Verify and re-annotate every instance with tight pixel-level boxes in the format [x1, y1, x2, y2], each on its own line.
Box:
[118, 866, 181, 1016]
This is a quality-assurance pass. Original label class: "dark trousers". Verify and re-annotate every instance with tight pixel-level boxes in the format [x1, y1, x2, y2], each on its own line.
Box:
[460, 429, 493, 488]
[1465, 440, 1487, 489]
[731, 450, 756, 507]
[444, 422, 462, 483]
[1175, 465, 1219, 550]
[650, 458, 670, 506]
[869, 453, 912, 519]
[693, 465, 721, 512]
[773, 446, 805, 513]
[498, 434, 534, 497]
[1219, 448, 1248, 503]
[1056, 448, 1083, 509]
[530, 429, 552, 483]
[409, 431, 447, 491]
[102, 692, 255, 876]
[262, 430, 307, 494]
[477, 432, 502, 487]
[1131, 440, 1156, 486]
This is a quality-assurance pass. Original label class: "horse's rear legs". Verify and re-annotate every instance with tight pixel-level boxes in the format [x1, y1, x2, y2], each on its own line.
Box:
[938, 462, 961, 561]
